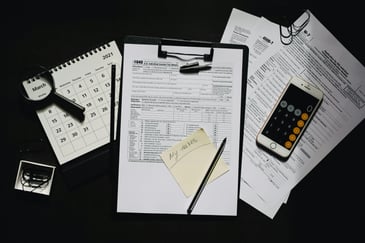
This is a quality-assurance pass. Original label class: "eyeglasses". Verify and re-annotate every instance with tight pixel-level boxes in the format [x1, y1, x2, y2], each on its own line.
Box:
[20, 166, 52, 192]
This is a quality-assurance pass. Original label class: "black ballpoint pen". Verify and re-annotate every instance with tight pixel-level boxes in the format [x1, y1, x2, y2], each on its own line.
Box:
[180, 62, 211, 73]
[110, 64, 116, 145]
[187, 137, 227, 215]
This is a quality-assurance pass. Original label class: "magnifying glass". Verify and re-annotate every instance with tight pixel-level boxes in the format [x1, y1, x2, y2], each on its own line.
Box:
[19, 66, 85, 122]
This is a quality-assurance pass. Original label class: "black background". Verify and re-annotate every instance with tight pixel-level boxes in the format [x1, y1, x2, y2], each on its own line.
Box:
[3, 0, 364, 242]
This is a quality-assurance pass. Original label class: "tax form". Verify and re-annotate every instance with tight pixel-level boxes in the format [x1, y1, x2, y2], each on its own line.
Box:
[222, 9, 289, 218]
[243, 10, 365, 204]
[116, 39, 247, 215]
[222, 9, 365, 218]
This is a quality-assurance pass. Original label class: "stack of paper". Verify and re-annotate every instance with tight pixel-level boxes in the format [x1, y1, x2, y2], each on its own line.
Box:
[221, 8, 365, 218]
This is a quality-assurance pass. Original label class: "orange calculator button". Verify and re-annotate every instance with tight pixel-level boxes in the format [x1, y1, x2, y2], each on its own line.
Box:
[284, 141, 292, 149]
[293, 127, 300, 135]
[297, 120, 304, 128]
[301, 113, 309, 121]
[289, 134, 296, 141]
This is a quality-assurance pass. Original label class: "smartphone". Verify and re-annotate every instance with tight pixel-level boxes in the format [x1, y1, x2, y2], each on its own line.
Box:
[256, 77, 323, 161]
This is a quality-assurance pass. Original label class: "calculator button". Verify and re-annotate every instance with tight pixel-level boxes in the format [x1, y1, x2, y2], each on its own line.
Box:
[280, 100, 288, 108]
[287, 105, 295, 112]
[289, 134, 296, 141]
[284, 141, 292, 149]
[294, 109, 301, 116]
[297, 120, 304, 128]
[301, 113, 309, 121]
[293, 127, 300, 135]
[306, 105, 313, 112]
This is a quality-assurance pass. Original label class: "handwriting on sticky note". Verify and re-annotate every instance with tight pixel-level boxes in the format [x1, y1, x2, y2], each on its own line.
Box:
[168, 137, 197, 162]
[160, 128, 229, 197]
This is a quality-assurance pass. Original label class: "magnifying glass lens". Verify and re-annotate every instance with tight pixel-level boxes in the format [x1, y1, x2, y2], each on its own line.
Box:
[20, 67, 85, 122]
[22, 75, 53, 101]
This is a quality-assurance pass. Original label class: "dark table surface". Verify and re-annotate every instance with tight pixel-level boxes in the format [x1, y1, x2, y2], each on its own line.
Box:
[4, 0, 364, 242]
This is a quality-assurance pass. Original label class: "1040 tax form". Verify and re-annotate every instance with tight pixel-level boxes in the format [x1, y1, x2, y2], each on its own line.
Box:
[116, 37, 248, 215]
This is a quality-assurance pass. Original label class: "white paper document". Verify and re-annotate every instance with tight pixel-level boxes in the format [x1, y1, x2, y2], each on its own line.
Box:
[222, 9, 365, 218]
[222, 8, 288, 218]
[221, 8, 260, 45]
[116, 40, 246, 215]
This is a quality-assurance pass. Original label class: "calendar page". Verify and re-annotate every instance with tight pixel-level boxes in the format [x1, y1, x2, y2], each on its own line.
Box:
[32, 41, 122, 165]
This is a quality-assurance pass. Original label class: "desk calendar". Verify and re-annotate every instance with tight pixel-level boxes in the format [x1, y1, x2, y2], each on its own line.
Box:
[28, 41, 122, 165]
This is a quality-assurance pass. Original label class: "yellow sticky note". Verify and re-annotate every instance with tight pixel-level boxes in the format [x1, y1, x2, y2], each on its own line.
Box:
[160, 128, 229, 197]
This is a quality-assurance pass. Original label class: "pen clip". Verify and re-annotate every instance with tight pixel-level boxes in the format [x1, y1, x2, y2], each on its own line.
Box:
[179, 62, 211, 74]
[180, 62, 199, 69]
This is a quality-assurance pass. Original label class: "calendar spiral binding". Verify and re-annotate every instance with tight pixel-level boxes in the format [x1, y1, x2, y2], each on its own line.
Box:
[49, 42, 112, 74]
[27, 42, 112, 82]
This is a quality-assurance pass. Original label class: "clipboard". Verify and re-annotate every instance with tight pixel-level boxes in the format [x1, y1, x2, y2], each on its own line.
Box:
[115, 35, 248, 215]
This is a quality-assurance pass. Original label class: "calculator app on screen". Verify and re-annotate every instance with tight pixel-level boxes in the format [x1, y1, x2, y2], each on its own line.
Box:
[261, 84, 320, 150]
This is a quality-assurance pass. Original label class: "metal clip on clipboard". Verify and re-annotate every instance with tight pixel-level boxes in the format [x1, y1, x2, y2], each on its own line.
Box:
[158, 39, 214, 73]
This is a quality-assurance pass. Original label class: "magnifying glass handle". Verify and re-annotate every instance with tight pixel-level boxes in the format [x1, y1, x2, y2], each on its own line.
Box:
[53, 92, 85, 121]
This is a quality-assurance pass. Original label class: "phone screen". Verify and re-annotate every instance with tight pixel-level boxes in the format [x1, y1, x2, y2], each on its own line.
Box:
[261, 84, 320, 150]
